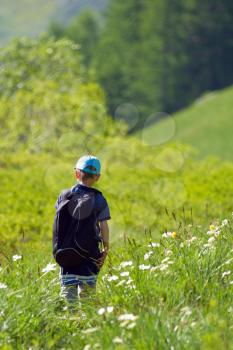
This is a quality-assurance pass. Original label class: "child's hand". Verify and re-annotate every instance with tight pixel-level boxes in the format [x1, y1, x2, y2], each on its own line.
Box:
[97, 248, 108, 269]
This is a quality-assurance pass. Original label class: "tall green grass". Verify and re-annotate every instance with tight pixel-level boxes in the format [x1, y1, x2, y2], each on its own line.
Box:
[0, 217, 232, 349]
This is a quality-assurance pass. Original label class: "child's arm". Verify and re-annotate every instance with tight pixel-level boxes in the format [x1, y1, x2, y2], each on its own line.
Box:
[100, 220, 109, 252]
[98, 220, 109, 268]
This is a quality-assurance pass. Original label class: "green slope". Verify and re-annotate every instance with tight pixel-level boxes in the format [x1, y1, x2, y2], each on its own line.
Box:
[139, 86, 233, 161]
[0, 0, 106, 47]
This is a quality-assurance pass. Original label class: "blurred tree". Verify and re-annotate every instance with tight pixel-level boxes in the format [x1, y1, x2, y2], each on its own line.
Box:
[0, 37, 125, 153]
[48, 21, 65, 39]
[65, 10, 101, 67]
[49, 10, 101, 67]
[183, 0, 233, 99]
[94, 0, 233, 125]
[0, 36, 84, 97]
[93, 0, 147, 119]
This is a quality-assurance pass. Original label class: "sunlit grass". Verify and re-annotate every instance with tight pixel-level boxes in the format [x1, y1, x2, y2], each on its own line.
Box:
[139, 86, 233, 161]
[0, 217, 232, 349]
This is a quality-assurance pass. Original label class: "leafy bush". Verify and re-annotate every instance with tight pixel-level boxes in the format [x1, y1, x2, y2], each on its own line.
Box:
[0, 37, 126, 153]
[0, 36, 83, 97]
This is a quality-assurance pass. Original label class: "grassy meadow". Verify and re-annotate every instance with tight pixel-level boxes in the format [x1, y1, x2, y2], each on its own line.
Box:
[139, 86, 233, 161]
[0, 218, 232, 349]
[0, 37, 233, 349]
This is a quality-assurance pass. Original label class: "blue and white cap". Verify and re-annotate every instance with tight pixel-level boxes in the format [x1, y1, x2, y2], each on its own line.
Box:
[75, 155, 101, 175]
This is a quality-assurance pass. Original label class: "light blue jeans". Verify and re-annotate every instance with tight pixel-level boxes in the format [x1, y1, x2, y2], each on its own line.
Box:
[60, 273, 98, 302]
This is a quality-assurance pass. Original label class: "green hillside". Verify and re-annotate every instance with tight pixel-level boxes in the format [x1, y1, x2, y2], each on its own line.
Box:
[139, 86, 233, 161]
[0, 0, 106, 47]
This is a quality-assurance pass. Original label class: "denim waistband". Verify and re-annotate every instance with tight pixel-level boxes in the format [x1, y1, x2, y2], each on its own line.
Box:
[60, 273, 98, 286]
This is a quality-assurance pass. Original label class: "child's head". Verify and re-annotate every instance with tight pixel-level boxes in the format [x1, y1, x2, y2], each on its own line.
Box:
[74, 155, 101, 186]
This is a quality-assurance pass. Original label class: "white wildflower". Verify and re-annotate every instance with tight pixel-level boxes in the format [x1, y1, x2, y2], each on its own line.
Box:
[186, 236, 197, 246]
[148, 242, 160, 248]
[164, 249, 173, 256]
[214, 230, 221, 236]
[107, 306, 114, 313]
[208, 237, 215, 244]
[119, 321, 129, 328]
[0, 283, 7, 289]
[180, 306, 192, 322]
[221, 219, 229, 227]
[203, 243, 215, 251]
[127, 284, 136, 290]
[2, 321, 8, 330]
[180, 306, 192, 317]
[98, 306, 114, 315]
[126, 278, 133, 285]
[144, 251, 153, 260]
[207, 225, 221, 237]
[230, 281, 233, 285]
[116, 280, 126, 287]
[41, 263, 56, 274]
[119, 261, 133, 268]
[107, 275, 119, 282]
[222, 271, 231, 278]
[83, 345, 91, 350]
[228, 306, 233, 313]
[113, 337, 123, 344]
[120, 271, 130, 277]
[82, 327, 99, 334]
[118, 313, 138, 322]
[224, 258, 233, 265]
[139, 264, 151, 270]
[161, 257, 170, 264]
[101, 274, 108, 281]
[207, 230, 214, 235]
[127, 322, 136, 329]
[160, 264, 169, 271]
[98, 308, 105, 315]
[162, 232, 172, 238]
[12, 255, 22, 262]
[150, 266, 159, 272]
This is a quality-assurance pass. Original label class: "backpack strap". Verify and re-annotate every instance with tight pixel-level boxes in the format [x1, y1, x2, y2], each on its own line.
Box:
[60, 189, 72, 200]
[56, 189, 72, 212]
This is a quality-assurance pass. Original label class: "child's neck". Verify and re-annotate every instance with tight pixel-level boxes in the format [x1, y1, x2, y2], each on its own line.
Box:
[78, 180, 92, 188]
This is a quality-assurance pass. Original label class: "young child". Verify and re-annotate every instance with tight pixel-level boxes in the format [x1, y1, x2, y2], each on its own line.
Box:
[55, 155, 110, 302]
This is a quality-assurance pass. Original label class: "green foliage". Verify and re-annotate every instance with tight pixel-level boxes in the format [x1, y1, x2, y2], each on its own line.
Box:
[94, 0, 147, 117]
[1, 144, 233, 251]
[94, 0, 233, 121]
[0, 37, 125, 153]
[49, 10, 102, 67]
[0, 36, 84, 97]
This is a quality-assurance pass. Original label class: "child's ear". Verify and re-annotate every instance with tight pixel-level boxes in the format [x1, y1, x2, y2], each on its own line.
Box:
[75, 169, 81, 180]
